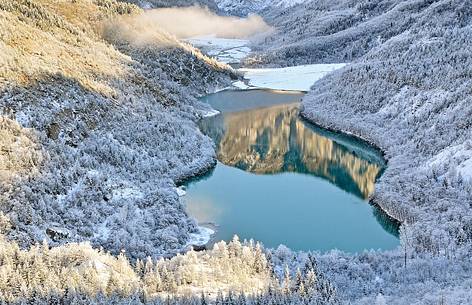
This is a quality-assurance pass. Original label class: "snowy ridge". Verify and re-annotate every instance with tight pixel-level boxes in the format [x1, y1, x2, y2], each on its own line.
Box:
[185, 35, 251, 64]
[215, 0, 306, 16]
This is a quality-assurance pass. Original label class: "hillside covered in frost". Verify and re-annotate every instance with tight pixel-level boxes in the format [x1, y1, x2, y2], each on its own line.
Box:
[0, 0, 235, 259]
[245, 0, 470, 67]
[300, 0, 472, 254]
[214, 0, 305, 17]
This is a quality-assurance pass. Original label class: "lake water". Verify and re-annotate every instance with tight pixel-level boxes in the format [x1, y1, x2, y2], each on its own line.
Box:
[184, 89, 399, 253]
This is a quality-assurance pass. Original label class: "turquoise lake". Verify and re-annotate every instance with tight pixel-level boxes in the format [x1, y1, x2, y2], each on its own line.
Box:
[184, 89, 399, 253]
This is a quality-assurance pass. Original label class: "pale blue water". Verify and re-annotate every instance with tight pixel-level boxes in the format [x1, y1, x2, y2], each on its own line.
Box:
[184, 89, 399, 253]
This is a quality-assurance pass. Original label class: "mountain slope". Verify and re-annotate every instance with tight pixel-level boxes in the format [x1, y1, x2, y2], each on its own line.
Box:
[214, 0, 306, 16]
[120, 0, 220, 10]
[299, 0, 472, 252]
[0, 0, 234, 259]
[247, 0, 446, 66]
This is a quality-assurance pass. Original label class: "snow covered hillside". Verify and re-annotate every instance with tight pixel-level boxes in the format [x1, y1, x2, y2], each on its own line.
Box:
[247, 0, 466, 66]
[214, 0, 306, 16]
[301, 0, 472, 253]
[120, 0, 220, 10]
[0, 0, 235, 259]
[288, 1, 472, 303]
[0, 2, 337, 304]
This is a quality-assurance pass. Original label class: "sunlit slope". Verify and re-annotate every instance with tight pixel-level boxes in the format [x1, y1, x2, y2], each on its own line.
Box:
[0, 118, 42, 184]
[0, 236, 278, 303]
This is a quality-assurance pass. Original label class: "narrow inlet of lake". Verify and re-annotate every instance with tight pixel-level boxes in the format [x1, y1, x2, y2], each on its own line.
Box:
[184, 89, 399, 253]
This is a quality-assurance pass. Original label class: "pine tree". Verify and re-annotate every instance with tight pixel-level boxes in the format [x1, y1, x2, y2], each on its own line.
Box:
[200, 292, 207, 305]
[294, 268, 303, 291]
[283, 265, 291, 294]
[253, 243, 266, 273]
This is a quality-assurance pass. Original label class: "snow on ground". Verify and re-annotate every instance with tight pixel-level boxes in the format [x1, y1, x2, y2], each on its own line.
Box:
[460, 159, 472, 181]
[187, 226, 215, 247]
[240, 63, 347, 91]
[112, 187, 144, 200]
[427, 141, 472, 182]
[185, 37, 347, 92]
[232, 80, 251, 89]
[202, 108, 221, 118]
[185, 35, 251, 64]
[174, 186, 187, 197]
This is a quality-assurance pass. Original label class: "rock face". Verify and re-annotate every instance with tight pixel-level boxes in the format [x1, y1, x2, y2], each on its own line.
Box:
[46, 226, 71, 242]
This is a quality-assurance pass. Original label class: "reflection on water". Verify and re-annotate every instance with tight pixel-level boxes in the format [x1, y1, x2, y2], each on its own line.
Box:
[185, 89, 399, 252]
[185, 194, 223, 224]
[200, 103, 382, 199]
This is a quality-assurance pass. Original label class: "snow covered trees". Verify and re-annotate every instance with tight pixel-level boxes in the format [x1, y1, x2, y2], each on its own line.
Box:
[0, 0, 234, 259]
[0, 236, 337, 305]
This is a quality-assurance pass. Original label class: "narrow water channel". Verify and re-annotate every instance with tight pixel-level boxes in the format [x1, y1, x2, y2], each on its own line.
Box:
[184, 89, 399, 253]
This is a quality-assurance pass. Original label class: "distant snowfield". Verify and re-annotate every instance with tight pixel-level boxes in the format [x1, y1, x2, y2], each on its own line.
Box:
[185, 35, 251, 64]
[186, 36, 346, 92]
[239, 64, 347, 92]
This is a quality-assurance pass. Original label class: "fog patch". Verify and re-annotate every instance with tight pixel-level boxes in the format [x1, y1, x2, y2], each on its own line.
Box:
[141, 6, 271, 38]
[104, 6, 272, 46]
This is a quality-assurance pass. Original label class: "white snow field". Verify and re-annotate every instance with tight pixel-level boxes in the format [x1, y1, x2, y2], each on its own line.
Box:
[186, 35, 251, 64]
[186, 226, 215, 247]
[187, 36, 346, 92]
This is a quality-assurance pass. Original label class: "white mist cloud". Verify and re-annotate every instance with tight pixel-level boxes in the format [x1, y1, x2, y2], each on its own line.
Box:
[140, 6, 271, 39]
[107, 6, 272, 43]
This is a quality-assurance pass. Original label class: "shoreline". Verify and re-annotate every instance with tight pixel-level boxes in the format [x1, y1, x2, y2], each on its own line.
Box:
[181, 83, 400, 254]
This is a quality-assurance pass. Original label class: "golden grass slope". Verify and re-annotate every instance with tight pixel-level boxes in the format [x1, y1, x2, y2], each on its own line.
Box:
[0, 0, 230, 99]
[0, 0, 141, 98]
